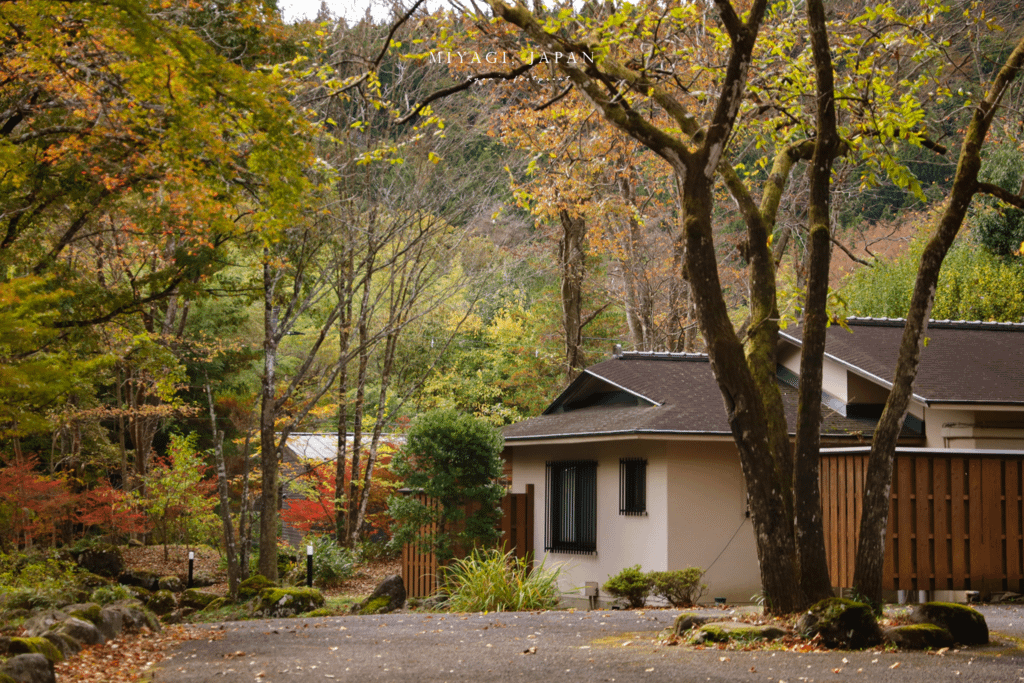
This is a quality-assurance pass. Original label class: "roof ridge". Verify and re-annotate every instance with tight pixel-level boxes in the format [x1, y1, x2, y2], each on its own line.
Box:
[843, 316, 1024, 331]
[618, 351, 709, 361]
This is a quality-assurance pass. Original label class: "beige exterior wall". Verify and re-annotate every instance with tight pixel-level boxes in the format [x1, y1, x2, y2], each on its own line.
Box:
[508, 436, 761, 605]
[821, 357, 848, 402]
[665, 440, 760, 603]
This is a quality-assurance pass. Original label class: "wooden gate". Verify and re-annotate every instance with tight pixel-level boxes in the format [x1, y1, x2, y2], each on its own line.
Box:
[402, 485, 535, 598]
[821, 449, 1024, 596]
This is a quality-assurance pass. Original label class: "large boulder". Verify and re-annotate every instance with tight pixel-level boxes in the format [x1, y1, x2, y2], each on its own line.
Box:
[253, 588, 325, 618]
[6, 638, 62, 663]
[41, 632, 81, 659]
[238, 575, 277, 601]
[119, 569, 161, 592]
[75, 545, 124, 578]
[103, 603, 160, 633]
[179, 589, 219, 611]
[883, 624, 955, 650]
[145, 590, 177, 616]
[0, 653, 55, 683]
[352, 575, 405, 616]
[158, 576, 183, 593]
[796, 597, 882, 649]
[21, 611, 69, 638]
[54, 617, 104, 646]
[910, 602, 989, 645]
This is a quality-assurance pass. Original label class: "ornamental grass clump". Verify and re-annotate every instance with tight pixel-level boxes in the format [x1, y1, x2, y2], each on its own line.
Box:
[441, 548, 562, 612]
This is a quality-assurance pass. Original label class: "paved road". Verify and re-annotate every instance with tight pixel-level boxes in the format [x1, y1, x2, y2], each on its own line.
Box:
[152, 606, 1024, 683]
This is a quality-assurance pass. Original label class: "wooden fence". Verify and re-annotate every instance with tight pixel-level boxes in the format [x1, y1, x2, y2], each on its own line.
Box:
[821, 449, 1024, 595]
[401, 485, 535, 598]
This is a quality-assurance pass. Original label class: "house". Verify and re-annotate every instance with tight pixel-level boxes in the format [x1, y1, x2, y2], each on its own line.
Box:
[501, 318, 1024, 605]
[279, 432, 404, 546]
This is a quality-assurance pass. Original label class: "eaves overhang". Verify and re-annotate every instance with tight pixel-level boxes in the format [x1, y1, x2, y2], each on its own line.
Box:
[778, 330, 930, 406]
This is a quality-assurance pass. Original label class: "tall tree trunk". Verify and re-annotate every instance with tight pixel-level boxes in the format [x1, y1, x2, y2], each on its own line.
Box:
[205, 373, 239, 599]
[352, 330, 400, 542]
[346, 311, 370, 546]
[558, 209, 587, 380]
[853, 35, 1024, 603]
[258, 260, 281, 582]
[793, 0, 840, 603]
[335, 242, 355, 542]
[681, 160, 804, 614]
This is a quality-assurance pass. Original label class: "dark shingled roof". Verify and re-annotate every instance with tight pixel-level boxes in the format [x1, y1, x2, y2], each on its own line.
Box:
[503, 353, 903, 442]
[782, 317, 1024, 405]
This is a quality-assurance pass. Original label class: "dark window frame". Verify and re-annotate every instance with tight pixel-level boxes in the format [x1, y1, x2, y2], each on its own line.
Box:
[545, 460, 597, 554]
[619, 458, 647, 516]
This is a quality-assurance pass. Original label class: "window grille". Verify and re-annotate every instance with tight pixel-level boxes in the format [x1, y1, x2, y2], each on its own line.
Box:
[619, 458, 647, 515]
[545, 460, 597, 554]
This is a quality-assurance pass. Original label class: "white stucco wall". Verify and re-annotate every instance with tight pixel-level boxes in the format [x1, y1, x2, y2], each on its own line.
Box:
[508, 436, 761, 605]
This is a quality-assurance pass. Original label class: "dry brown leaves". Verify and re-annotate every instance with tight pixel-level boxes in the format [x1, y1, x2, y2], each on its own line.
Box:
[52, 626, 212, 682]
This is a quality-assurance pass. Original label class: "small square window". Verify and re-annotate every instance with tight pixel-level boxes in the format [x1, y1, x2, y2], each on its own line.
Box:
[620, 458, 646, 515]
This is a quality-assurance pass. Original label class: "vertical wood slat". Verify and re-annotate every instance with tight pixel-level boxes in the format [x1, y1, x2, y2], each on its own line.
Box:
[897, 457, 915, 590]
[968, 460, 985, 591]
[1008, 461, 1022, 589]
[821, 456, 836, 586]
[933, 458, 951, 590]
[950, 458, 967, 587]
[403, 490, 535, 597]
[982, 459, 1003, 592]
[916, 457, 932, 590]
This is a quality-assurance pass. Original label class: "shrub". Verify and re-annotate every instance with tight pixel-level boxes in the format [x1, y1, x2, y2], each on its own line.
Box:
[388, 410, 504, 564]
[441, 548, 562, 612]
[649, 568, 707, 607]
[90, 584, 134, 605]
[603, 565, 652, 608]
[301, 535, 356, 588]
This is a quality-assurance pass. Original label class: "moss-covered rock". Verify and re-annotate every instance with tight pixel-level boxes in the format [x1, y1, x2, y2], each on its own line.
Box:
[55, 616, 104, 646]
[119, 569, 161, 592]
[796, 597, 882, 649]
[0, 654, 53, 683]
[691, 622, 788, 644]
[179, 589, 219, 611]
[203, 598, 230, 612]
[883, 623, 955, 650]
[158, 576, 183, 593]
[75, 544, 125, 578]
[303, 608, 334, 618]
[253, 588, 325, 618]
[146, 590, 177, 616]
[673, 612, 714, 635]
[67, 603, 103, 625]
[910, 602, 988, 645]
[8, 637, 63, 663]
[238, 575, 278, 601]
[351, 575, 405, 616]
[42, 631, 81, 659]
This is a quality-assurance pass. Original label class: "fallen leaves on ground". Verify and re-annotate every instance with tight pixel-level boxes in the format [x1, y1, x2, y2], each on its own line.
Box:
[53, 625, 209, 682]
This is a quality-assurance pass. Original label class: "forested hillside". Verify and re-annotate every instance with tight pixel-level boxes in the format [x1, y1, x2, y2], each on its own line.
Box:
[2, 0, 1022, 603]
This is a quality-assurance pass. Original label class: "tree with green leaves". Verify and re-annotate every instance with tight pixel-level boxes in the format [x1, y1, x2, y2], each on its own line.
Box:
[388, 409, 504, 564]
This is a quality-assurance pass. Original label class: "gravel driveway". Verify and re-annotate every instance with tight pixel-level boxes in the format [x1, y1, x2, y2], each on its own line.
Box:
[152, 605, 1024, 683]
